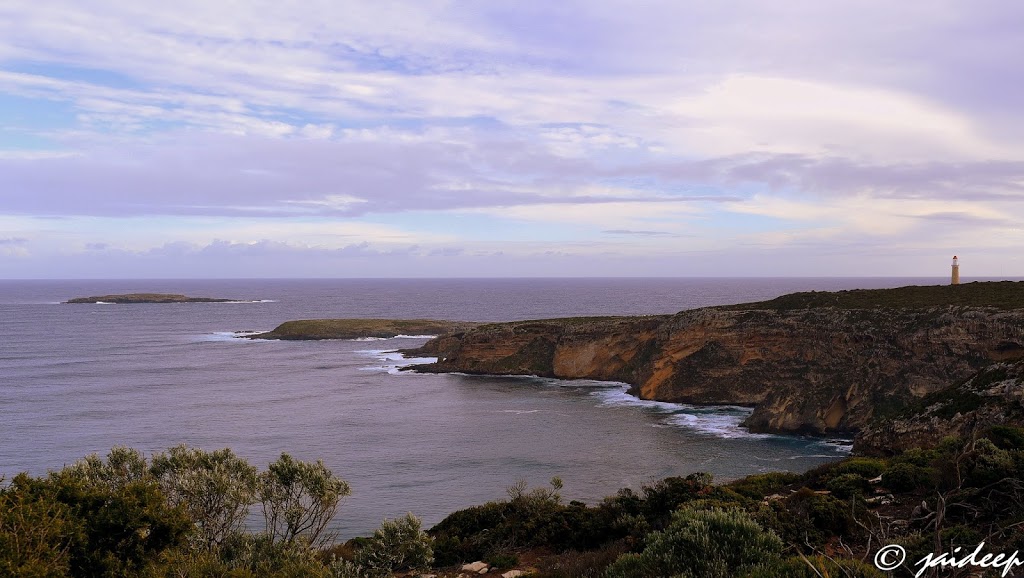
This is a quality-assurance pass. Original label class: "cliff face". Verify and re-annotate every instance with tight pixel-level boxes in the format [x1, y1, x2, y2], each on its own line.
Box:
[409, 306, 1024, 435]
[855, 359, 1024, 455]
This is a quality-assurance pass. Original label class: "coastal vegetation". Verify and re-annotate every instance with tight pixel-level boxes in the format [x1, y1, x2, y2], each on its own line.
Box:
[5, 417, 1024, 576]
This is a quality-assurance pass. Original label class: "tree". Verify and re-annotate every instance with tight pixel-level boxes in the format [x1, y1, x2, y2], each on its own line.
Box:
[258, 454, 350, 548]
[150, 445, 259, 550]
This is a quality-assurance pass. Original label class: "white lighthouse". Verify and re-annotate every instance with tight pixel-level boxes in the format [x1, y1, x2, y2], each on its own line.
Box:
[951, 255, 960, 285]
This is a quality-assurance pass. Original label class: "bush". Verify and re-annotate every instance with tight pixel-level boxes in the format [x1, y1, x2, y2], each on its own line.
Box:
[353, 513, 433, 574]
[729, 472, 801, 500]
[604, 506, 783, 578]
[987, 425, 1024, 450]
[803, 457, 885, 486]
[0, 474, 76, 578]
[881, 462, 931, 493]
[766, 488, 855, 547]
[46, 449, 194, 577]
[826, 473, 872, 500]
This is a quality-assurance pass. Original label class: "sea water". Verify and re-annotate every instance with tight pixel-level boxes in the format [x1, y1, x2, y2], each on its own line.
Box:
[0, 277, 957, 537]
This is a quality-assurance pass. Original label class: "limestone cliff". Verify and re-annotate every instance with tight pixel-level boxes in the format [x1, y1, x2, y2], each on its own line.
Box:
[855, 359, 1024, 455]
[408, 283, 1024, 435]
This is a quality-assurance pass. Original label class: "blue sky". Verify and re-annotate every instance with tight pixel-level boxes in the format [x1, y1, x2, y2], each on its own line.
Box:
[1, 0, 1023, 278]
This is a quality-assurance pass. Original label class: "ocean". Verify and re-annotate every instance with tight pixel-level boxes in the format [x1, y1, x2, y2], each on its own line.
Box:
[0, 277, 958, 537]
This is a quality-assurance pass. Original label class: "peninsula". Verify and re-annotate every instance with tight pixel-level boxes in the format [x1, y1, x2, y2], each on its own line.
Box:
[247, 319, 480, 340]
[404, 281, 1024, 436]
[65, 293, 236, 304]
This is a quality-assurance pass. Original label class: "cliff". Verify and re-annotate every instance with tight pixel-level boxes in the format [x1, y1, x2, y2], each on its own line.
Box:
[407, 282, 1024, 435]
[65, 293, 235, 303]
[249, 319, 480, 340]
[855, 359, 1024, 455]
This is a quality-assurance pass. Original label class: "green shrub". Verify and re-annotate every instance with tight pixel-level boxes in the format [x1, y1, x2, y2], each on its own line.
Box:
[881, 462, 931, 492]
[729, 472, 801, 500]
[766, 488, 855, 547]
[353, 513, 433, 573]
[604, 506, 783, 578]
[803, 457, 885, 486]
[826, 473, 872, 500]
[987, 425, 1024, 450]
[0, 474, 76, 578]
[486, 552, 518, 569]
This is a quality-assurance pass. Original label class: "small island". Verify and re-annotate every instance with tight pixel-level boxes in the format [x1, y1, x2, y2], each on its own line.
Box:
[247, 318, 479, 340]
[65, 293, 237, 304]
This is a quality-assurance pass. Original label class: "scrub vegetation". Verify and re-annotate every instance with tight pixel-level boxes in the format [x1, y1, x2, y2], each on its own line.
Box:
[4, 425, 1024, 577]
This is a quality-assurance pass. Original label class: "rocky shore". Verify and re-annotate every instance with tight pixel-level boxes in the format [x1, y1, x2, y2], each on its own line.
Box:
[405, 282, 1024, 436]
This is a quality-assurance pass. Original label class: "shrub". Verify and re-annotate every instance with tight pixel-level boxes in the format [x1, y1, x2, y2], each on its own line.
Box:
[604, 506, 783, 578]
[826, 473, 872, 500]
[803, 457, 885, 486]
[987, 425, 1024, 450]
[767, 488, 855, 547]
[881, 462, 931, 493]
[353, 513, 433, 573]
[0, 474, 76, 578]
[729, 471, 801, 500]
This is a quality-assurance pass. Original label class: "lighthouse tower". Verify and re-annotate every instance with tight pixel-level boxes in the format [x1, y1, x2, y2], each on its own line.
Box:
[951, 255, 960, 285]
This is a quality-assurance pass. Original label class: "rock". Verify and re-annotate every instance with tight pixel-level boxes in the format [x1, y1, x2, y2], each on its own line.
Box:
[247, 319, 480, 340]
[478, 568, 489, 575]
[856, 359, 1024, 455]
[462, 562, 488, 573]
[502, 571, 527, 578]
[406, 282, 1024, 435]
[65, 293, 236, 304]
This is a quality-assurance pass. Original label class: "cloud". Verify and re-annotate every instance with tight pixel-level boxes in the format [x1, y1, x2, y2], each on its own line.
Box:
[2, 1, 1024, 277]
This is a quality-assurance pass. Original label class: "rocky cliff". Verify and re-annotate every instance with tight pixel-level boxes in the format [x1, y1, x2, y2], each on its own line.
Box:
[855, 359, 1024, 455]
[407, 283, 1024, 435]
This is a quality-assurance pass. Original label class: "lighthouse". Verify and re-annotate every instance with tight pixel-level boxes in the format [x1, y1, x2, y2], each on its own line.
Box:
[951, 255, 960, 285]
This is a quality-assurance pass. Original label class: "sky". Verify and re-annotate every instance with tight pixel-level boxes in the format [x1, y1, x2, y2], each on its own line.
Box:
[1, 1, 1023, 278]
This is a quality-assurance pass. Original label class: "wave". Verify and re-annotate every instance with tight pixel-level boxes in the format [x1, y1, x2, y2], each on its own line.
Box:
[193, 331, 270, 343]
[591, 385, 775, 440]
[355, 349, 438, 374]
[222, 299, 278, 304]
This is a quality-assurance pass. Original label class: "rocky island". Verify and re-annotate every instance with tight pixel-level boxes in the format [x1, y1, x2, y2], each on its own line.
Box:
[65, 293, 237, 304]
[404, 282, 1024, 436]
[247, 318, 480, 340]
